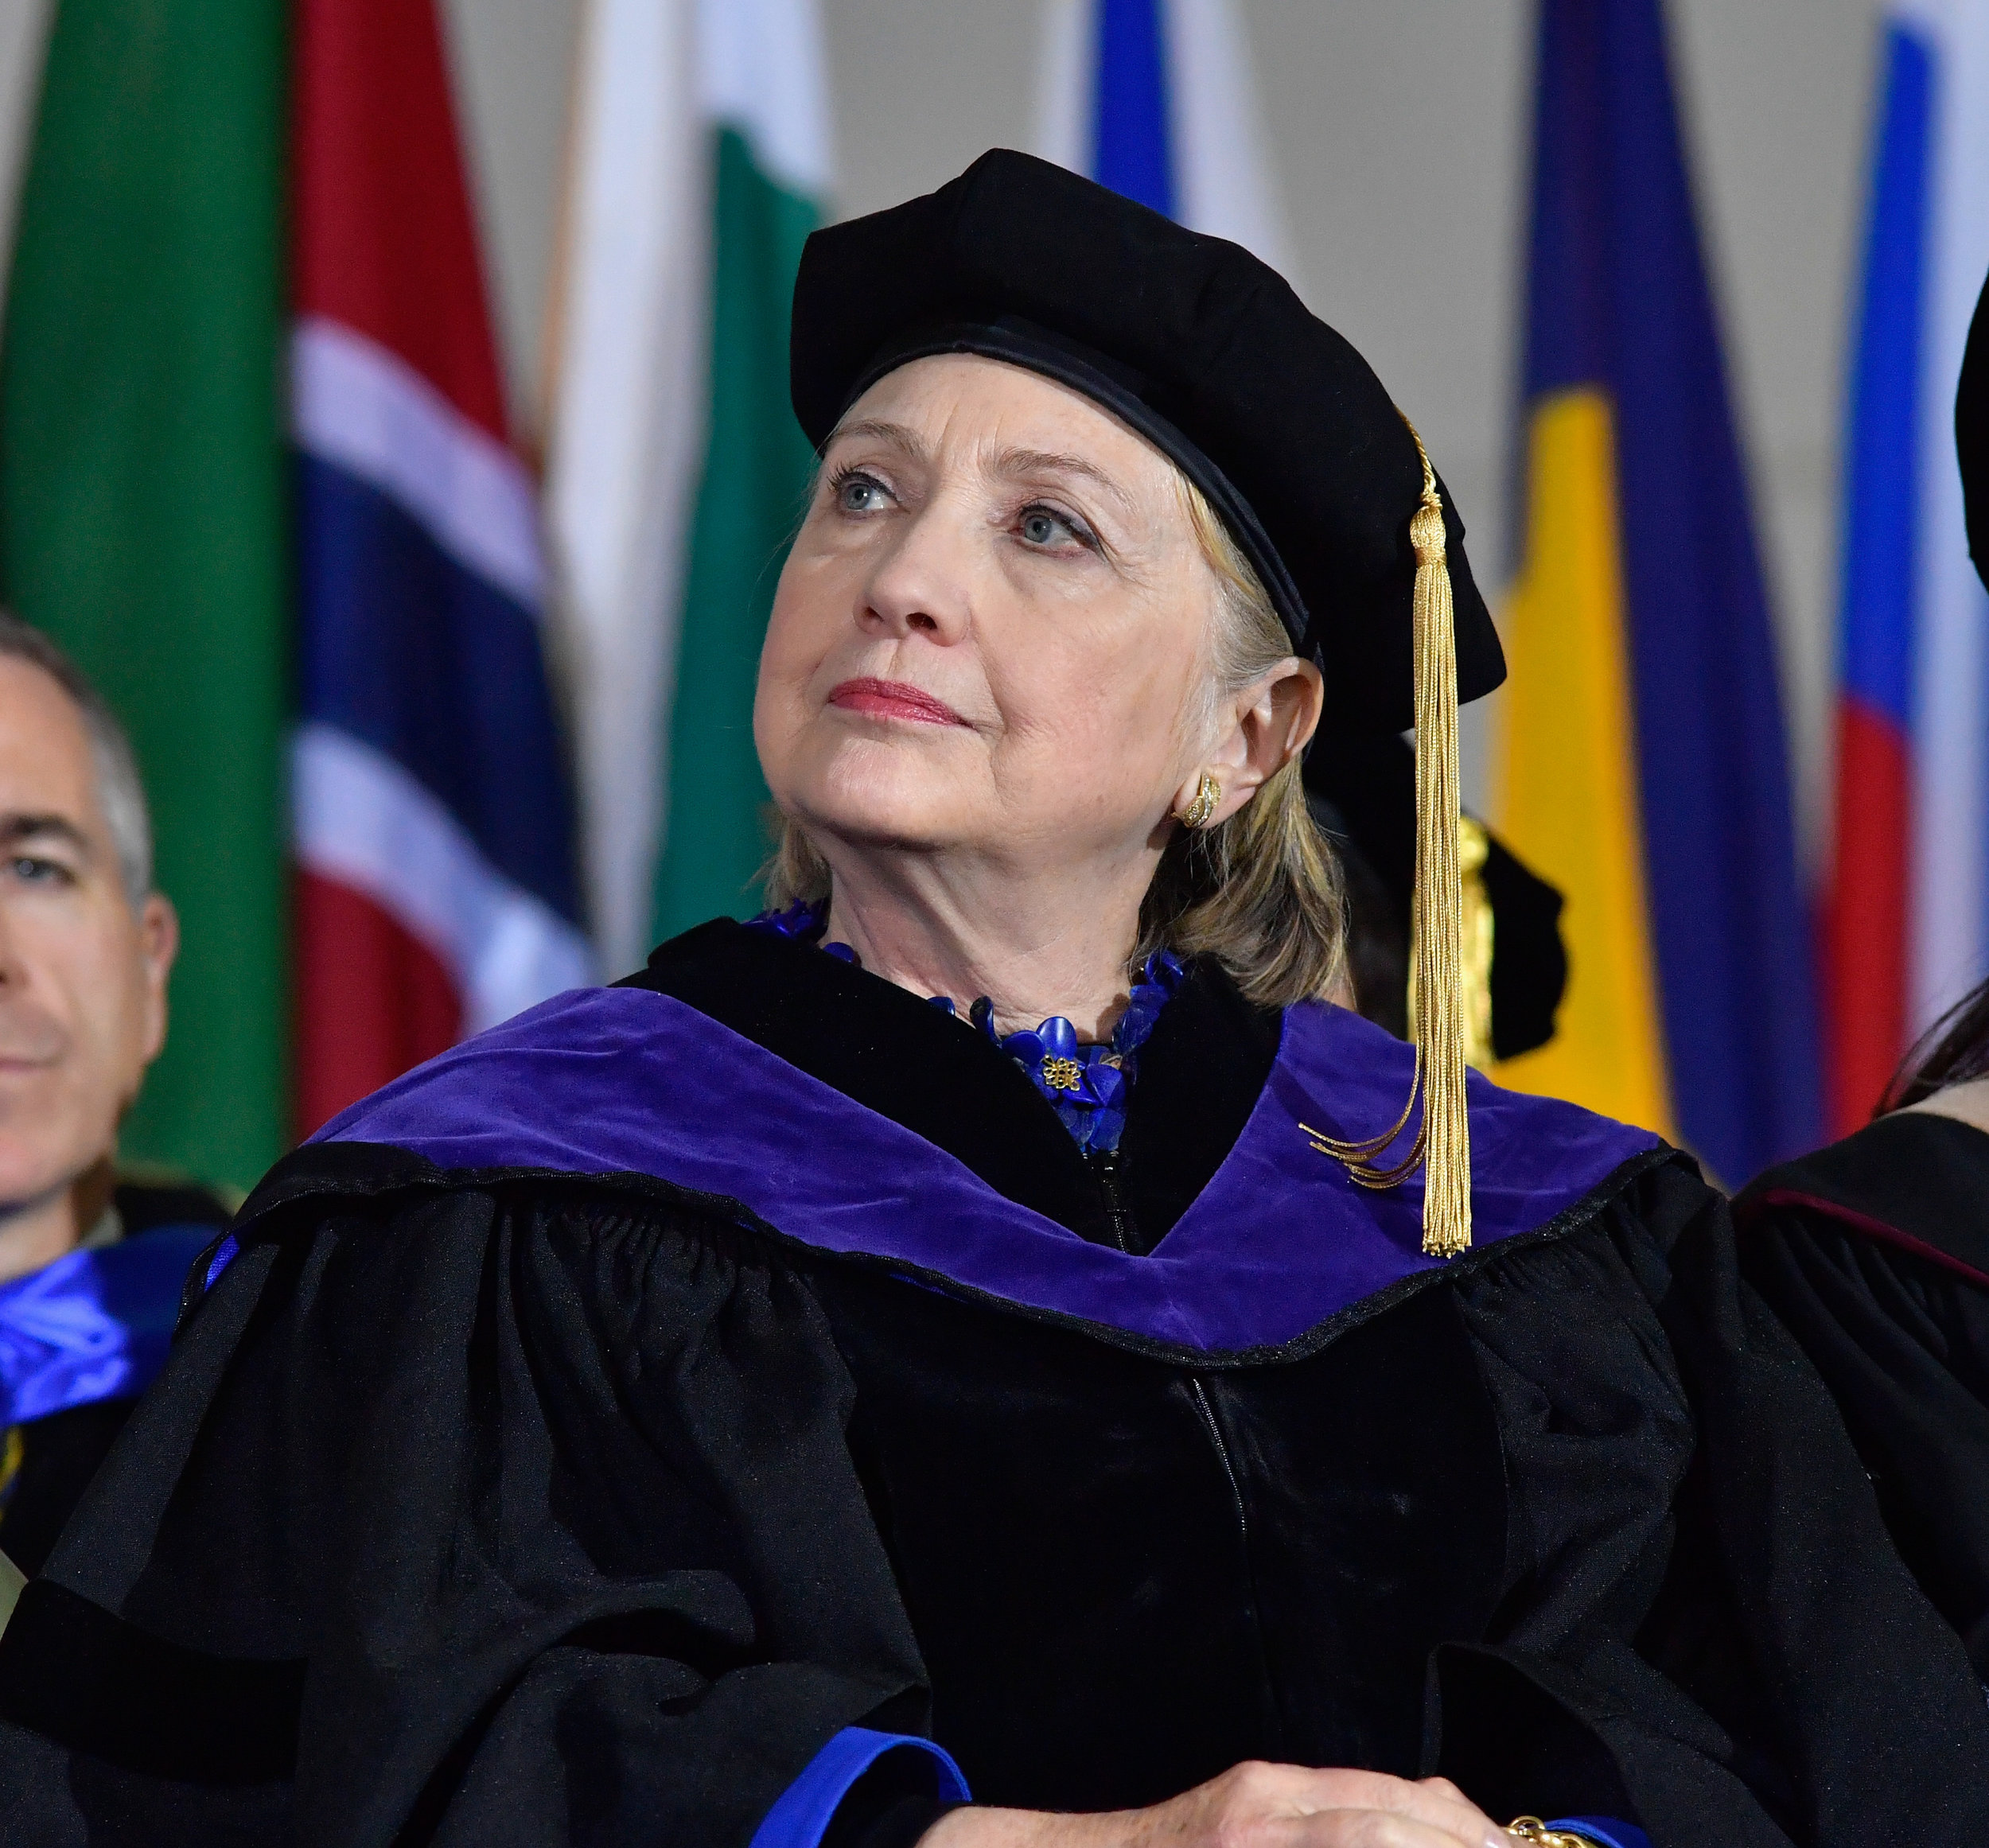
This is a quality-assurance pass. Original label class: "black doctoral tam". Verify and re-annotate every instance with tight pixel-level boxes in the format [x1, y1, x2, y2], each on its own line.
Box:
[790, 148, 1504, 736]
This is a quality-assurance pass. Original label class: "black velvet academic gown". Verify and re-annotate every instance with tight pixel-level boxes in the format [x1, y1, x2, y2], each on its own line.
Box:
[1738, 1109, 1989, 1676]
[2, 924, 1984, 1847]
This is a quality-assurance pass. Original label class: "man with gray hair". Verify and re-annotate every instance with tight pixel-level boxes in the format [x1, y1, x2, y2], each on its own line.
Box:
[0, 614, 231, 1586]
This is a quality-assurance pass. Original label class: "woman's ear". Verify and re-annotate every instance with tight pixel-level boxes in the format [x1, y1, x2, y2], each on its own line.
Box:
[1177, 659, 1322, 827]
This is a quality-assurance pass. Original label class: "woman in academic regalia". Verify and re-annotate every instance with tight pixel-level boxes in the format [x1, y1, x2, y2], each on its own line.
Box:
[0, 153, 1982, 1848]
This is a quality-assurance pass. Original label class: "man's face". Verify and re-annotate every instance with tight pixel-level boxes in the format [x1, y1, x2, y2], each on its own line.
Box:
[0, 659, 176, 1213]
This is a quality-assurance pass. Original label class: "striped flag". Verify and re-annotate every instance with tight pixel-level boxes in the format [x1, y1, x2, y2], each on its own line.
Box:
[546, 0, 831, 976]
[1493, 0, 1820, 1183]
[1032, 0, 1290, 270]
[1, 0, 585, 1164]
[290, 0, 588, 1134]
[1826, 2, 1989, 1133]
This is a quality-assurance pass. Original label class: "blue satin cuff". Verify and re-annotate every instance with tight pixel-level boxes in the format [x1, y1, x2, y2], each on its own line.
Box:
[750, 1726, 971, 1848]
[1549, 1819, 1649, 1848]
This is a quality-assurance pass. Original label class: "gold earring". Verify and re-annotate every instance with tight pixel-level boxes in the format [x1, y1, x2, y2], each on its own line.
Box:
[1173, 771, 1220, 830]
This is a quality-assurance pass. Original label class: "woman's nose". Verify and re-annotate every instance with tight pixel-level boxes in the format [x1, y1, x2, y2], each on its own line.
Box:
[859, 508, 974, 644]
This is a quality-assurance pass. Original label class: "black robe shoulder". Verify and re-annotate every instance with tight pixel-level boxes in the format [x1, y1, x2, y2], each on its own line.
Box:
[1738, 1107, 1989, 1671]
[2, 925, 1984, 1847]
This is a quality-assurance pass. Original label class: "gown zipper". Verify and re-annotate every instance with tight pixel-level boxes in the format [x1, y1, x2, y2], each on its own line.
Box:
[1189, 1371, 1286, 1753]
[1088, 1146, 1273, 1728]
[1088, 1148, 1138, 1253]
[1188, 1376, 1249, 1542]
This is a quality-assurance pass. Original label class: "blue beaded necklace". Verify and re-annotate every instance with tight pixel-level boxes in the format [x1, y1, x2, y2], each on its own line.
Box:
[746, 900, 1184, 1154]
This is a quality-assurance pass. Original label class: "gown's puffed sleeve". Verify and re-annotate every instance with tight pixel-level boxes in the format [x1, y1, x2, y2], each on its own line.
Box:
[1742, 1216, 1989, 1671]
[0, 1169, 935, 1847]
[1434, 1158, 1989, 1842]
[1736, 1113, 1989, 1675]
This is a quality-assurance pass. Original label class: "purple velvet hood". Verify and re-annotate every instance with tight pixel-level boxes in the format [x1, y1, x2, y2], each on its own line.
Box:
[305, 986, 1662, 1356]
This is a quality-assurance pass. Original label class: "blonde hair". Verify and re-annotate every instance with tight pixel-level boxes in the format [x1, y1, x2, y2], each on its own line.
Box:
[764, 473, 1347, 1009]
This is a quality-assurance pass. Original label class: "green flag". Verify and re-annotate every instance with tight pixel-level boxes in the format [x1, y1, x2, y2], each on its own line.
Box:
[0, 0, 288, 1189]
[652, 125, 823, 940]
[543, 1, 831, 972]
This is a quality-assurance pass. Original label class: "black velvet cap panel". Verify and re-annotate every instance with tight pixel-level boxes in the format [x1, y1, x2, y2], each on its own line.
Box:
[789, 149, 1505, 735]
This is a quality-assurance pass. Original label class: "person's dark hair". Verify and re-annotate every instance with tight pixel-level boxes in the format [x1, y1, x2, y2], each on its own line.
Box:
[1882, 975, 1989, 1111]
[0, 611, 153, 906]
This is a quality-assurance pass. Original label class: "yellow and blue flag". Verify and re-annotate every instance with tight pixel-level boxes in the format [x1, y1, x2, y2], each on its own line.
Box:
[1494, 0, 1820, 1181]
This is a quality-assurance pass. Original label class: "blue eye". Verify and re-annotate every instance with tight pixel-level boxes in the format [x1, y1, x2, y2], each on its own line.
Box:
[1018, 504, 1092, 550]
[8, 856, 72, 886]
[835, 471, 891, 513]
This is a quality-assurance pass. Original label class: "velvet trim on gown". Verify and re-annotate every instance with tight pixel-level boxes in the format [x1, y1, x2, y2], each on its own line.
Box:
[0, 921, 1984, 1848]
[247, 920, 1661, 1359]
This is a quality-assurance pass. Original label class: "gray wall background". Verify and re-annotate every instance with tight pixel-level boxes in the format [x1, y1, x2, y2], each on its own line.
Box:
[0, 0, 1888, 866]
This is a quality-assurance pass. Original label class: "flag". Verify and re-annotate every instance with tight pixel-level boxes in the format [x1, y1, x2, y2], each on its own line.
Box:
[1032, 0, 1290, 271]
[1494, 0, 1820, 1183]
[290, 0, 588, 1135]
[546, 0, 832, 975]
[0, 1, 288, 1189]
[1826, 3, 1989, 1133]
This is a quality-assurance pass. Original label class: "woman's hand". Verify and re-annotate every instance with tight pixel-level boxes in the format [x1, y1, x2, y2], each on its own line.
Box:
[924, 1760, 1508, 1848]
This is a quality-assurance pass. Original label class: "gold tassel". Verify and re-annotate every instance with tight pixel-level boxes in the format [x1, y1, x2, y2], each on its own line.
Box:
[1408, 816, 1495, 1073]
[1306, 419, 1472, 1258]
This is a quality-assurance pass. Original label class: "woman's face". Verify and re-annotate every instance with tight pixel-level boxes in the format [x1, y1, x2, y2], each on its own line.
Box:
[756, 355, 1223, 879]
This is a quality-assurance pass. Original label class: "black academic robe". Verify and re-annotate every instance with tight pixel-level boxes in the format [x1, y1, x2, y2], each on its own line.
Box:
[1738, 1109, 1989, 1675]
[1, 923, 1983, 1847]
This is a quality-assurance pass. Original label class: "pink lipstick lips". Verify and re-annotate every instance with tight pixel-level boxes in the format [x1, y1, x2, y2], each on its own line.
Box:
[828, 677, 969, 726]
